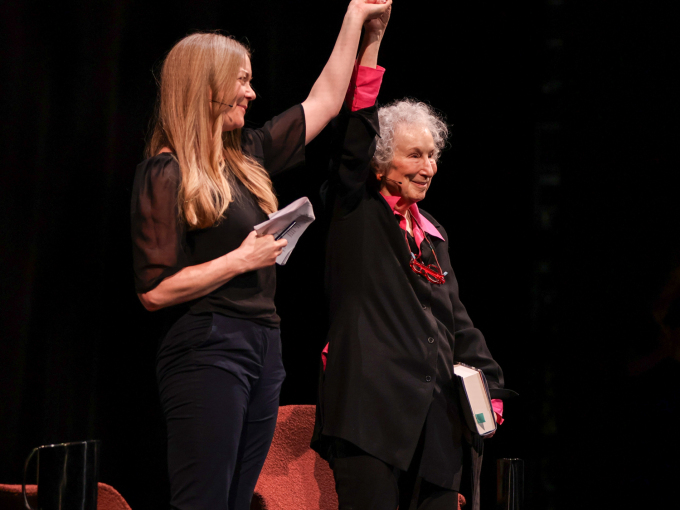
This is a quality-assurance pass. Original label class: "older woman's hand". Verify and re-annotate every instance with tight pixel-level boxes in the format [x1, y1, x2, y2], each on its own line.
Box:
[364, 0, 391, 36]
[355, 0, 391, 68]
[347, 0, 392, 25]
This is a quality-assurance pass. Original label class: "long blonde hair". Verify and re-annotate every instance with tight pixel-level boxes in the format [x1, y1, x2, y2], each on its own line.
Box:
[146, 32, 278, 229]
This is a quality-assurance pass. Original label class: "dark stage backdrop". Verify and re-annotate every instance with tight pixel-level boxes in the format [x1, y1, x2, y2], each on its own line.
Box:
[1, 1, 678, 509]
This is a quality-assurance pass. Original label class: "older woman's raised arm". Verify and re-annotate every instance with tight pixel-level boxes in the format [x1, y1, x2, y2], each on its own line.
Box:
[301, 0, 391, 144]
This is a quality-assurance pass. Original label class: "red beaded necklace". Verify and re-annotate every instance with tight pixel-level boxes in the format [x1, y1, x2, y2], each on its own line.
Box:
[403, 211, 447, 285]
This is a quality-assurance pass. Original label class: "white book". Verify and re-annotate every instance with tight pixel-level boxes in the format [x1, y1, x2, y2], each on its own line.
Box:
[254, 197, 315, 265]
[453, 363, 497, 437]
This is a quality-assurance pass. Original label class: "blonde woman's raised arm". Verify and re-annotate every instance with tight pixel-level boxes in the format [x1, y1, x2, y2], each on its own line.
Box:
[301, 0, 392, 144]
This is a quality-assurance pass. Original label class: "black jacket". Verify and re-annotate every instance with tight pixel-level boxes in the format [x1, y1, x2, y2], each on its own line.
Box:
[312, 105, 512, 491]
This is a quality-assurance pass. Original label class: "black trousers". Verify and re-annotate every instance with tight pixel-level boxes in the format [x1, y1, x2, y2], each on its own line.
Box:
[156, 312, 285, 510]
[330, 435, 459, 510]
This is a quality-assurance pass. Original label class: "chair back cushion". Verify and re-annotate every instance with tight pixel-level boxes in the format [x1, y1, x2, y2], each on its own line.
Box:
[0, 483, 131, 510]
[252, 405, 337, 510]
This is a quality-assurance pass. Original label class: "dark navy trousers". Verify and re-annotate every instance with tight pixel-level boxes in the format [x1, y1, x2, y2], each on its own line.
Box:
[156, 312, 285, 510]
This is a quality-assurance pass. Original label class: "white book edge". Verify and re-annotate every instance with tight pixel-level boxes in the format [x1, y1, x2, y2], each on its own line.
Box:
[453, 363, 497, 436]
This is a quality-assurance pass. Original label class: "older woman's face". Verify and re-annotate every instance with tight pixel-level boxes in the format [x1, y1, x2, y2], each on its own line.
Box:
[382, 125, 437, 205]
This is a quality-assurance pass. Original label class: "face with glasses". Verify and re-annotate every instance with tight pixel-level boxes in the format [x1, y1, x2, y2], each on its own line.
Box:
[212, 56, 256, 132]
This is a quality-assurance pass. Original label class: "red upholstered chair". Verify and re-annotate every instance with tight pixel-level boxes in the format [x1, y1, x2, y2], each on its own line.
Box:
[252, 405, 337, 510]
[0, 482, 132, 510]
[251, 405, 466, 510]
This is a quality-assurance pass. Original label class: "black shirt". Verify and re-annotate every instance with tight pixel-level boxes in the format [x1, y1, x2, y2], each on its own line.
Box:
[131, 105, 306, 328]
[312, 106, 510, 490]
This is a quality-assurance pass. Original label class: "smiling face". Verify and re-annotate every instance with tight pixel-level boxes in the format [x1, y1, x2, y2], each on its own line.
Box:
[219, 56, 256, 132]
[380, 124, 437, 208]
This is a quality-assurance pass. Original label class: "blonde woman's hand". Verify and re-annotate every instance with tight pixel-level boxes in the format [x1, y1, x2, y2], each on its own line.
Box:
[233, 231, 287, 272]
[348, 0, 393, 24]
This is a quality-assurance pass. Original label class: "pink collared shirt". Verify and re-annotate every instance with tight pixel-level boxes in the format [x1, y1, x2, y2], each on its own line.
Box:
[345, 62, 385, 111]
[380, 194, 444, 257]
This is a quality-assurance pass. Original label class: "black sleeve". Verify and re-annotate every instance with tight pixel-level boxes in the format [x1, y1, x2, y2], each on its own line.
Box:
[450, 275, 507, 393]
[130, 155, 188, 293]
[434, 222, 508, 394]
[324, 104, 380, 215]
[241, 104, 306, 177]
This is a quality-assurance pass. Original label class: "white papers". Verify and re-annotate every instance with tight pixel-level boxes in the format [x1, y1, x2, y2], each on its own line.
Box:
[254, 197, 315, 265]
[454, 363, 497, 437]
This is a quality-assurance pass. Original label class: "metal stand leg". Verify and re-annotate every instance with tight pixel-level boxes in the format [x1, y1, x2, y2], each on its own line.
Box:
[496, 458, 524, 510]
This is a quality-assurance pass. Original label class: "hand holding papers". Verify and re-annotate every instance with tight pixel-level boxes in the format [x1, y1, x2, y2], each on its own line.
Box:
[254, 197, 315, 265]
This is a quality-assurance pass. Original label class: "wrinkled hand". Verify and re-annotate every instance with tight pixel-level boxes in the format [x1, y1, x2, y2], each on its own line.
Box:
[364, 0, 391, 35]
[348, 0, 393, 24]
[235, 231, 287, 272]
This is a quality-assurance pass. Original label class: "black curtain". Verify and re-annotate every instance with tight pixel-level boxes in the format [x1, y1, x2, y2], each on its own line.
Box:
[1, 1, 678, 509]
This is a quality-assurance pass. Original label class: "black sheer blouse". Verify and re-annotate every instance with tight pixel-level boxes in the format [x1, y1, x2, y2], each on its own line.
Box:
[131, 104, 306, 328]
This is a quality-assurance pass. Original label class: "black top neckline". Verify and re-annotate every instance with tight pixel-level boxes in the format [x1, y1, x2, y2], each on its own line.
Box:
[131, 104, 306, 328]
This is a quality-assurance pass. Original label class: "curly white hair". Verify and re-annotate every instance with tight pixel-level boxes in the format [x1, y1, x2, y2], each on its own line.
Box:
[373, 99, 449, 174]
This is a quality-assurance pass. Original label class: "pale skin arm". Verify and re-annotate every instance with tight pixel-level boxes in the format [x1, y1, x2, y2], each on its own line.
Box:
[301, 0, 392, 144]
[138, 231, 286, 312]
[357, 3, 390, 68]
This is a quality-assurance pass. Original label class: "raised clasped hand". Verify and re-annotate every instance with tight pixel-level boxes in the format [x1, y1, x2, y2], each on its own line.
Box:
[349, 0, 393, 25]
[364, 0, 391, 34]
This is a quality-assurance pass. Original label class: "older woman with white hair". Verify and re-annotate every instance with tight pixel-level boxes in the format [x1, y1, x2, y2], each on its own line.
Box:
[313, 94, 514, 509]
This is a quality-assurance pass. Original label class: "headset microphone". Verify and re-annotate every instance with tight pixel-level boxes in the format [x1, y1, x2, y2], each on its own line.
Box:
[386, 178, 403, 185]
[211, 100, 235, 108]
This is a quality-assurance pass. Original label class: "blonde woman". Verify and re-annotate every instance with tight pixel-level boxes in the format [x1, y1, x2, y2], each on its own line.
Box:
[130, 2, 392, 509]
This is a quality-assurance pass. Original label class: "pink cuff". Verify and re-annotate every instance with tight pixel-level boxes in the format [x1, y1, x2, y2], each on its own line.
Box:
[492, 399, 504, 425]
[345, 62, 385, 111]
[321, 342, 329, 371]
